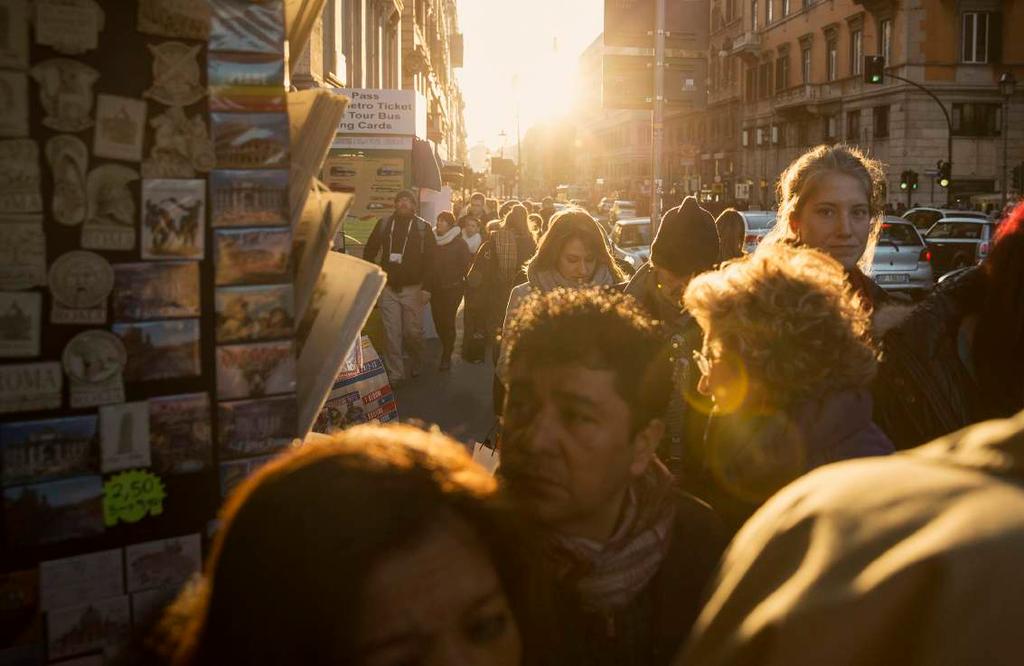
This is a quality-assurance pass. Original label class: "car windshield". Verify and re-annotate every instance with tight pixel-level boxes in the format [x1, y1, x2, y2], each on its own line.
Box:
[927, 222, 986, 240]
[618, 223, 652, 247]
[744, 213, 776, 230]
[880, 223, 921, 246]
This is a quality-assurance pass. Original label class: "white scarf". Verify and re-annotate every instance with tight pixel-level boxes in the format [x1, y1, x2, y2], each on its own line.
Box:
[528, 263, 618, 293]
[434, 226, 462, 246]
[463, 231, 482, 254]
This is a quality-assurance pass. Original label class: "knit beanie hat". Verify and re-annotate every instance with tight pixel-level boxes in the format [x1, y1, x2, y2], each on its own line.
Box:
[650, 196, 721, 277]
[394, 189, 417, 205]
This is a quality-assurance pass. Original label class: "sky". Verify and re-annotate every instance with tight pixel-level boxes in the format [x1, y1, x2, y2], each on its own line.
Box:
[457, 0, 603, 152]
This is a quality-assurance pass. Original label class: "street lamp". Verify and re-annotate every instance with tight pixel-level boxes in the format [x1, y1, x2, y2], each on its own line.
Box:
[1000, 72, 1016, 211]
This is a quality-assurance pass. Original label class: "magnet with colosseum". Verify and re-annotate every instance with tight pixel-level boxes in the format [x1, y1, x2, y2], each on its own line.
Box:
[141, 179, 206, 260]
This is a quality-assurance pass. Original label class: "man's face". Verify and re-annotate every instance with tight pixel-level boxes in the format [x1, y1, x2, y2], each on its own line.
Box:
[470, 198, 485, 218]
[395, 196, 416, 218]
[653, 266, 691, 312]
[500, 362, 657, 540]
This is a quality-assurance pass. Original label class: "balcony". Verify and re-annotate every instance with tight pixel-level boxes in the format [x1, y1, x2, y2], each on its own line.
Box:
[709, 84, 743, 106]
[731, 32, 761, 63]
[773, 84, 820, 115]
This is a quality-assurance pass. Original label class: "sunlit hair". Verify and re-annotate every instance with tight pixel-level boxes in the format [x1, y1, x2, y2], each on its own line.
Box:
[528, 212, 544, 239]
[470, 191, 485, 203]
[153, 424, 523, 665]
[437, 210, 456, 228]
[716, 208, 747, 261]
[683, 244, 878, 410]
[761, 143, 886, 271]
[503, 203, 531, 238]
[525, 209, 625, 281]
[499, 199, 519, 219]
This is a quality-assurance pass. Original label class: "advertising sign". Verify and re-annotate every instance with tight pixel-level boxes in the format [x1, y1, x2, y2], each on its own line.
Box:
[321, 149, 410, 243]
[334, 88, 425, 137]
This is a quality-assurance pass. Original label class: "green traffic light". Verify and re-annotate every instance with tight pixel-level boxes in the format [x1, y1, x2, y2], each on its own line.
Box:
[900, 182, 908, 190]
[871, 75, 881, 83]
[939, 178, 950, 188]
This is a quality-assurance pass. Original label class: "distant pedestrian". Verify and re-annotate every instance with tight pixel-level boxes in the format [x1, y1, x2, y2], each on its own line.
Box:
[362, 189, 436, 385]
[715, 208, 746, 261]
[462, 216, 483, 254]
[485, 197, 500, 222]
[527, 212, 544, 239]
[539, 196, 557, 233]
[428, 211, 472, 371]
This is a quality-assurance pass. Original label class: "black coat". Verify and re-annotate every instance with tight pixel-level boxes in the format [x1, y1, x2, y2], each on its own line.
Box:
[426, 235, 471, 292]
[362, 215, 437, 290]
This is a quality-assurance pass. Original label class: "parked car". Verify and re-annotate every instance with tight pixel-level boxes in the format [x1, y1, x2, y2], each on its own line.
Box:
[610, 200, 638, 223]
[608, 217, 652, 276]
[740, 211, 777, 253]
[868, 217, 934, 297]
[924, 217, 995, 277]
[903, 207, 988, 234]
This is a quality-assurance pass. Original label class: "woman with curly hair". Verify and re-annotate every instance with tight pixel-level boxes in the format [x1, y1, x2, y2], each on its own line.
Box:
[683, 243, 893, 529]
[761, 143, 889, 311]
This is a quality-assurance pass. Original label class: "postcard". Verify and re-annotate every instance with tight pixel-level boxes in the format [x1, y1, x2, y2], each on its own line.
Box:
[141, 179, 205, 260]
[217, 395, 296, 460]
[112, 320, 201, 383]
[99, 402, 151, 473]
[209, 0, 284, 54]
[210, 169, 288, 227]
[214, 227, 291, 285]
[216, 340, 295, 400]
[112, 262, 200, 321]
[47, 594, 130, 662]
[1, 415, 97, 487]
[293, 191, 352, 318]
[149, 392, 212, 475]
[93, 95, 146, 162]
[211, 112, 289, 169]
[0, 361, 61, 414]
[39, 548, 123, 612]
[218, 454, 276, 499]
[0, 215, 45, 290]
[0, 569, 42, 650]
[125, 533, 201, 593]
[208, 52, 285, 112]
[215, 284, 294, 343]
[0, 291, 40, 357]
[3, 475, 104, 546]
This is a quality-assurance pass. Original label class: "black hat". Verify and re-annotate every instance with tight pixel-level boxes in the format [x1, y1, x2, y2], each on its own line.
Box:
[650, 196, 721, 277]
[394, 189, 417, 205]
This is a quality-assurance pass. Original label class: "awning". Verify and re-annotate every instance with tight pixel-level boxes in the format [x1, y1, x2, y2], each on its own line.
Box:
[412, 138, 442, 191]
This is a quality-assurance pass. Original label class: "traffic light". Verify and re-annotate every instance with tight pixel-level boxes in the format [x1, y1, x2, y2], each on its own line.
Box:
[908, 170, 919, 191]
[864, 55, 885, 84]
[937, 160, 951, 188]
[899, 170, 910, 191]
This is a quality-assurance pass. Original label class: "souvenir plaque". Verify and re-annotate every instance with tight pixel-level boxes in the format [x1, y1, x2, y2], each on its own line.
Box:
[62, 329, 127, 408]
[34, 0, 105, 55]
[214, 227, 291, 285]
[0, 415, 97, 487]
[0, 361, 62, 414]
[99, 401, 151, 472]
[141, 179, 205, 259]
[48, 250, 114, 324]
[211, 112, 289, 169]
[216, 340, 295, 400]
[30, 58, 98, 132]
[112, 261, 200, 321]
[138, 0, 210, 40]
[82, 164, 139, 250]
[0, 71, 28, 137]
[93, 94, 146, 162]
[113, 319, 201, 383]
[0, 215, 45, 289]
[144, 41, 205, 107]
[0, 291, 41, 357]
[142, 106, 215, 178]
[0, 139, 42, 213]
[210, 169, 288, 227]
[0, 0, 29, 69]
[45, 135, 88, 226]
[215, 284, 294, 343]
[149, 392, 212, 474]
[4, 475, 105, 545]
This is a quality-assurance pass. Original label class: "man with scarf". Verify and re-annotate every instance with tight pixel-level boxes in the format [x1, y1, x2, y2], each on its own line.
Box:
[624, 196, 721, 491]
[499, 288, 727, 666]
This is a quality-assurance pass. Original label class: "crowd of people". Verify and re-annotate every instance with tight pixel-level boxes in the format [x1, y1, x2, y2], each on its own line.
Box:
[141, 143, 1024, 665]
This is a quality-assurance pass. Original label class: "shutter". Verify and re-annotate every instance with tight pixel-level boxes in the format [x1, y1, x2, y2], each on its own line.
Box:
[988, 12, 1002, 64]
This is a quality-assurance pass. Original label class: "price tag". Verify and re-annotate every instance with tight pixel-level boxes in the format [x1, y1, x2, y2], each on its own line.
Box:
[103, 470, 166, 526]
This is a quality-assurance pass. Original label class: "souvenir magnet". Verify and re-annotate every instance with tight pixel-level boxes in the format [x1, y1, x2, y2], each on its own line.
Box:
[138, 0, 210, 40]
[214, 227, 291, 286]
[0, 71, 29, 137]
[1, 415, 97, 487]
[112, 261, 200, 321]
[215, 340, 295, 400]
[0, 0, 29, 69]
[141, 179, 205, 259]
[82, 164, 138, 250]
[149, 392, 212, 474]
[0, 291, 41, 357]
[0, 139, 41, 213]
[0, 214, 45, 290]
[113, 319, 201, 382]
[33, 0, 105, 55]
[0, 361, 62, 414]
[93, 94, 146, 162]
[210, 169, 288, 227]
[62, 329, 126, 408]
[4, 475, 105, 546]
[142, 105, 215, 178]
[99, 401, 151, 472]
[45, 135, 88, 226]
[144, 41, 205, 107]
[211, 112, 289, 169]
[30, 58, 98, 132]
[48, 249, 114, 324]
[217, 394, 296, 459]
[215, 284, 294, 343]
[47, 595, 129, 661]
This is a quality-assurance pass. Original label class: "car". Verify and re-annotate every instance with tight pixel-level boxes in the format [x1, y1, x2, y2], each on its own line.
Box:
[924, 217, 995, 277]
[610, 200, 638, 223]
[608, 217, 652, 276]
[868, 217, 934, 296]
[740, 211, 777, 253]
[903, 207, 988, 234]
[598, 197, 614, 214]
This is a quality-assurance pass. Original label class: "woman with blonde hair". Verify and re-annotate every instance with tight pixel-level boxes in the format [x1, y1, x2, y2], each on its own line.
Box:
[683, 243, 893, 529]
[761, 143, 889, 310]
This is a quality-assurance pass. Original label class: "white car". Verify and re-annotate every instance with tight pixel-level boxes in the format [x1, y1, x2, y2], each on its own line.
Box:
[740, 211, 777, 253]
[903, 207, 988, 235]
[610, 200, 638, 223]
[608, 217, 652, 275]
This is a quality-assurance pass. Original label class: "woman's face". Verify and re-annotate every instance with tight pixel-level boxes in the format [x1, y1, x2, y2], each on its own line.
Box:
[791, 171, 872, 270]
[353, 516, 521, 666]
[464, 219, 479, 236]
[556, 236, 597, 285]
[436, 216, 452, 235]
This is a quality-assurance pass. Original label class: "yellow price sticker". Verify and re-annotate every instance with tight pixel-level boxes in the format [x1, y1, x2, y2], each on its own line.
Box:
[103, 470, 166, 526]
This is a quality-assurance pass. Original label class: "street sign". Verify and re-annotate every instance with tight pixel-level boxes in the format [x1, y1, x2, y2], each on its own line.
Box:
[604, 0, 710, 50]
[665, 57, 707, 107]
[603, 54, 653, 109]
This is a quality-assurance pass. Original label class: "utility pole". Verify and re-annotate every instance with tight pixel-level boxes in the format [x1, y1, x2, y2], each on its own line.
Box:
[651, 0, 665, 231]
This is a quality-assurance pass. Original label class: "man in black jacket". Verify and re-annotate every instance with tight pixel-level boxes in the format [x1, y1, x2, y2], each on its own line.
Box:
[499, 288, 727, 666]
[363, 190, 437, 385]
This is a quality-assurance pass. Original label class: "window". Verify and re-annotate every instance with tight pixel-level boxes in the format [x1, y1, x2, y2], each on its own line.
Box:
[782, 0, 790, 17]
[826, 37, 838, 81]
[851, 30, 863, 75]
[952, 103, 1001, 137]
[879, 19, 893, 64]
[873, 105, 890, 139]
[742, 128, 750, 146]
[846, 109, 861, 141]
[825, 114, 838, 141]
[759, 61, 773, 99]
[767, 0, 773, 24]
[802, 47, 812, 83]
[751, 0, 758, 31]
[756, 127, 765, 146]
[775, 52, 789, 91]
[771, 123, 782, 145]
[726, 0, 736, 22]
[745, 66, 756, 100]
[961, 12, 989, 64]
